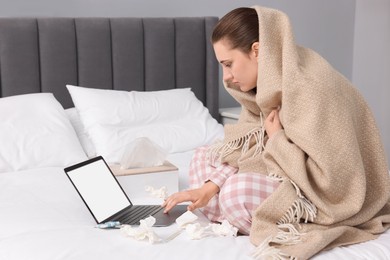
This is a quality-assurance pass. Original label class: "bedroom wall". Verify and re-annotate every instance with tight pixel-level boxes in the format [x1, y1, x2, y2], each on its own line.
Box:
[353, 0, 390, 164]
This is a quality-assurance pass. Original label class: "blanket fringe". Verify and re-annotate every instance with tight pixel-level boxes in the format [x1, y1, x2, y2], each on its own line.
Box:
[208, 127, 265, 165]
[208, 113, 266, 165]
[253, 177, 317, 259]
[277, 196, 317, 225]
[272, 224, 302, 245]
[278, 180, 317, 224]
[252, 236, 298, 260]
[267, 172, 284, 182]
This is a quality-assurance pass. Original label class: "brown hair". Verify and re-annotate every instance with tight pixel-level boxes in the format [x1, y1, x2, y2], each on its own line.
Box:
[211, 7, 259, 53]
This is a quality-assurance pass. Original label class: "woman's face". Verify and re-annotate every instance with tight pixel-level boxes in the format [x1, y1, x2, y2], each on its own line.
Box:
[213, 39, 258, 92]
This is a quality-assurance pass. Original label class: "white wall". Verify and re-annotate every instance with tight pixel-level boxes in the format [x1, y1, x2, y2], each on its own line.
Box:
[353, 0, 390, 163]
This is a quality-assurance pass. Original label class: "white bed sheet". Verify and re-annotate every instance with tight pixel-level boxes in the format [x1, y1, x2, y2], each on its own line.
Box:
[1, 152, 389, 260]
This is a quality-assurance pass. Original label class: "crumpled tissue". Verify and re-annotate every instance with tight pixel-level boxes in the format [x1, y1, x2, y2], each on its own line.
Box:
[163, 210, 199, 242]
[120, 137, 167, 169]
[184, 219, 238, 240]
[120, 216, 161, 244]
[209, 220, 239, 237]
[120, 211, 238, 244]
[173, 211, 238, 240]
[145, 185, 168, 199]
[176, 210, 199, 227]
[185, 223, 207, 239]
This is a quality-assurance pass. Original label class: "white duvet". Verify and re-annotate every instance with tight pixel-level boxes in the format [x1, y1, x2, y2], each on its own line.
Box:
[1, 152, 389, 260]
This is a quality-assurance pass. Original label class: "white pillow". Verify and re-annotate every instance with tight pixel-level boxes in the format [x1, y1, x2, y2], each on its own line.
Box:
[0, 93, 88, 172]
[67, 85, 223, 164]
[65, 108, 97, 158]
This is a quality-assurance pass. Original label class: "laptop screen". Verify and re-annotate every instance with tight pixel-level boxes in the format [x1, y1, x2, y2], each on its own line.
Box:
[66, 158, 131, 223]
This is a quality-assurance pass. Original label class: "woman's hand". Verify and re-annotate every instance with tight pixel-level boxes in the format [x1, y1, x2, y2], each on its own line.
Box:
[265, 109, 283, 138]
[162, 181, 219, 213]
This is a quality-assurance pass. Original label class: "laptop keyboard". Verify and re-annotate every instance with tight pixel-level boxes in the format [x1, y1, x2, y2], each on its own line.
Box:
[120, 205, 162, 225]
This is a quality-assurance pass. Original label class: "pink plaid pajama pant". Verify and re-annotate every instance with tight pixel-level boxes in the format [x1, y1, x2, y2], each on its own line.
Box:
[189, 146, 279, 235]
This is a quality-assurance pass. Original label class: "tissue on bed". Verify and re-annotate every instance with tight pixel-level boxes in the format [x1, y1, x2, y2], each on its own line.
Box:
[176, 211, 198, 227]
[120, 137, 167, 169]
[120, 216, 161, 244]
[185, 223, 206, 240]
[209, 220, 238, 237]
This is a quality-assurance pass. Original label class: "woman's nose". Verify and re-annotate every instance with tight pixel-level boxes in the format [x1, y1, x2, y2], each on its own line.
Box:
[223, 70, 233, 82]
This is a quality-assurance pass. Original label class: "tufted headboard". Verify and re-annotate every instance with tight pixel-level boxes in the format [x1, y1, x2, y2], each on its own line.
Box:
[0, 17, 220, 119]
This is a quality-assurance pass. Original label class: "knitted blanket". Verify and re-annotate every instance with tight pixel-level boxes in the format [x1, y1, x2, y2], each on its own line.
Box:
[211, 6, 390, 259]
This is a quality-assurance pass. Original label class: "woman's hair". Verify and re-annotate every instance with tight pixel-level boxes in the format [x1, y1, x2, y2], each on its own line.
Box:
[211, 7, 259, 53]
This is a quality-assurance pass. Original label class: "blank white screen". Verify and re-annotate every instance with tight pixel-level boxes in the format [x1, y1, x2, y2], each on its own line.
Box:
[67, 159, 131, 222]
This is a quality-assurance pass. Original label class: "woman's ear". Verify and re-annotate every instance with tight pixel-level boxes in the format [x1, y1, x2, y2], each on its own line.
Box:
[251, 42, 259, 58]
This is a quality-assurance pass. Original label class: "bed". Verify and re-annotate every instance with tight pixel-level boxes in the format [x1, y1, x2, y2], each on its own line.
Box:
[0, 17, 390, 260]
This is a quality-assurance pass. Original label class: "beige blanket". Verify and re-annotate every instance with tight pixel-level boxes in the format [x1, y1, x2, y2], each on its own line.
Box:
[211, 6, 390, 259]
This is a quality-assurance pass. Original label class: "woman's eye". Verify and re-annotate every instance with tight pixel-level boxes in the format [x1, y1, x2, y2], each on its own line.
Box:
[224, 63, 232, 68]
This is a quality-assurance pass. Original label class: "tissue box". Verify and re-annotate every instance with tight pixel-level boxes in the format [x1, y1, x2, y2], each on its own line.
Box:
[110, 161, 177, 176]
[110, 161, 179, 205]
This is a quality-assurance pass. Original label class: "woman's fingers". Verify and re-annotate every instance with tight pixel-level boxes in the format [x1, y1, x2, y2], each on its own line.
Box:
[266, 110, 279, 126]
[273, 109, 280, 122]
[265, 109, 283, 138]
[266, 110, 275, 122]
[163, 183, 218, 213]
[189, 198, 207, 211]
[162, 195, 181, 213]
[163, 191, 193, 213]
[187, 203, 196, 211]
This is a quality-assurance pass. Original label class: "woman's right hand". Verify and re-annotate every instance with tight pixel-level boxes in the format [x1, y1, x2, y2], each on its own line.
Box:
[265, 109, 283, 138]
[162, 181, 219, 213]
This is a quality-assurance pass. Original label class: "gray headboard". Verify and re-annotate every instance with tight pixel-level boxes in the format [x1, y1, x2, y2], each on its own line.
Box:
[0, 17, 220, 120]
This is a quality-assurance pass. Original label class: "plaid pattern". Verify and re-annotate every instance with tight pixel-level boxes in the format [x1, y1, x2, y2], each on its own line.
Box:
[189, 146, 237, 223]
[189, 146, 279, 234]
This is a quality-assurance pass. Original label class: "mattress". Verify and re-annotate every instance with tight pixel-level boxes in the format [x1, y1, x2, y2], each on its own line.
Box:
[1, 151, 389, 260]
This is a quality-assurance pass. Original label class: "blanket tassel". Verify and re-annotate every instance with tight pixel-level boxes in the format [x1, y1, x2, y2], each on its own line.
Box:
[252, 180, 317, 259]
[208, 127, 265, 166]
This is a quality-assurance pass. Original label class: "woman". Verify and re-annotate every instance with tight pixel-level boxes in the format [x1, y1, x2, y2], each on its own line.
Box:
[163, 6, 390, 259]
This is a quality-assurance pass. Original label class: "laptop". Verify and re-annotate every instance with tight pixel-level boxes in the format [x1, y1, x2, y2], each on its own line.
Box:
[64, 156, 187, 226]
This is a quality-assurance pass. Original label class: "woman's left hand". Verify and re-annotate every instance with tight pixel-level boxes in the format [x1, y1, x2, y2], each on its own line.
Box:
[265, 109, 283, 138]
[162, 181, 219, 213]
